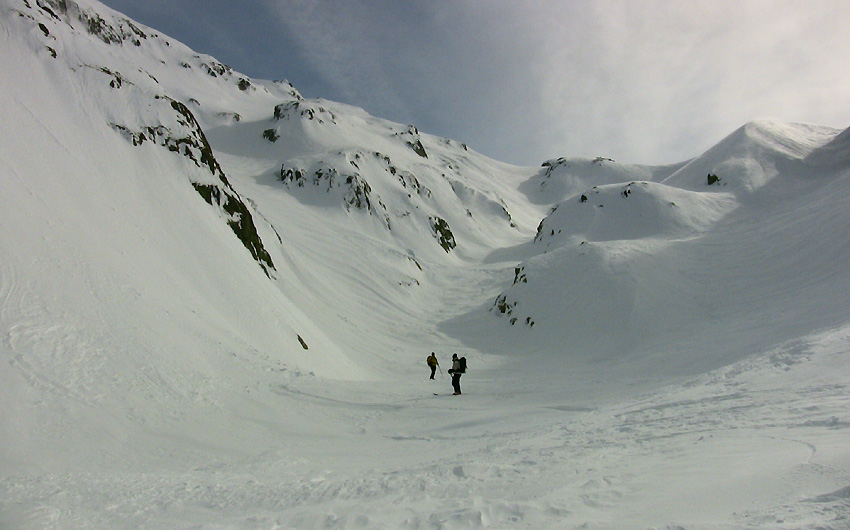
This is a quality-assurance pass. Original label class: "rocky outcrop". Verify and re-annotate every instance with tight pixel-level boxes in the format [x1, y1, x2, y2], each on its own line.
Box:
[274, 100, 336, 124]
[430, 216, 456, 252]
[395, 125, 428, 159]
[113, 99, 276, 277]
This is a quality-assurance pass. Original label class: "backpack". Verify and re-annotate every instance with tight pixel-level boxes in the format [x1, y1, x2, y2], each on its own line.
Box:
[459, 356, 467, 373]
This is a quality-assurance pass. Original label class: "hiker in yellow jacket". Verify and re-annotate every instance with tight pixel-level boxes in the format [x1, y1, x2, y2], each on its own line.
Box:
[426, 352, 439, 380]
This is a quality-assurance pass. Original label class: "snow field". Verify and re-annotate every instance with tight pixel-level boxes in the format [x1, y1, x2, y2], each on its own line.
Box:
[1, 1, 850, 529]
[2, 325, 848, 529]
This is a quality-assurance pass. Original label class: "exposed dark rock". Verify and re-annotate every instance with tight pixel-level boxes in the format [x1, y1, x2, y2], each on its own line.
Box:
[237, 78, 252, 91]
[408, 138, 428, 158]
[280, 167, 305, 187]
[97, 66, 124, 88]
[280, 162, 378, 216]
[192, 183, 275, 277]
[493, 294, 512, 315]
[169, 100, 226, 178]
[37, 2, 60, 20]
[344, 175, 372, 211]
[274, 100, 336, 123]
[513, 266, 528, 284]
[202, 61, 231, 78]
[430, 216, 456, 252]
[394, 125, 428, 158]
[112, 100, 277, 277]
[217, 111, 241, 122]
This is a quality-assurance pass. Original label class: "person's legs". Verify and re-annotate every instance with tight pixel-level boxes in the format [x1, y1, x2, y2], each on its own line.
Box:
[430, 365, 436, 379]
[452, 374, 461, 394]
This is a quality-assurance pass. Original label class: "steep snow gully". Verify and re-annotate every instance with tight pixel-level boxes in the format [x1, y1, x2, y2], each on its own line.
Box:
[2, 1, 850, 529]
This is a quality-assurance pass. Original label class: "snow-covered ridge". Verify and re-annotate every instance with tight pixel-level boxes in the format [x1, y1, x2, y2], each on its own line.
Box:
[806, 124, 850, 168]
[661, 119, 840, 194]
[1, 0, 535, 386]
[482, 121, 850, 365]
[520, 156, 667, 205]
[533, 181, 738, 245]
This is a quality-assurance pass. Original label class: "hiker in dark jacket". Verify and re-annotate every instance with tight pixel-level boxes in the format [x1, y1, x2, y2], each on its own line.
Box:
[447, 353, 463, 395]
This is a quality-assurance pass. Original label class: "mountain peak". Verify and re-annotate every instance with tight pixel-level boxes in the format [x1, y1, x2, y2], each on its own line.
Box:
[660, 119, 842, 195]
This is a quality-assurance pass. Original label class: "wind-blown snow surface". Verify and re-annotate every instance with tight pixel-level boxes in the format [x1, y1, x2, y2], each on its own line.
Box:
[2, 1, 850, 528]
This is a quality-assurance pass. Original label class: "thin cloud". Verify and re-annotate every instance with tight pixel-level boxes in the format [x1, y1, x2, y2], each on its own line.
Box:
[102, 0, 850, 166]
[261, 0, 419, 123]
[512, 0, 850, 164]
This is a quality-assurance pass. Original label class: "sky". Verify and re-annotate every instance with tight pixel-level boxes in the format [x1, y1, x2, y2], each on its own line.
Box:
[97, 0, 850, 167]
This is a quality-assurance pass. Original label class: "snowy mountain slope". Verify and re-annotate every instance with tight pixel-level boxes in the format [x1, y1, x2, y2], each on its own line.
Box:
[1, 0, 385, 476]
[205, 91, 538, 261]
[1, 0, 524, 382]
[0, 0, 536, 472]
[2, 0, 850, 529]
[204, 110, 540, 375]
[518, 155, 686, 206]
[661, 119, 839, 195]
[466, 119, 850, 376]
[534, 181, 738, 244]
[806, 123, 850, 168]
